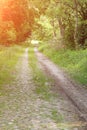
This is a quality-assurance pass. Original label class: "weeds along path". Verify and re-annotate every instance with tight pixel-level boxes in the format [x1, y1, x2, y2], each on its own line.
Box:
[0, 48, 87, 130]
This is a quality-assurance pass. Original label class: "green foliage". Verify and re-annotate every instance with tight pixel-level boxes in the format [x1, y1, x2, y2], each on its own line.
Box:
[32, 0, 87, 49]
[39, 44, 87, 85]
[32, 15, 53, 42]
[0, 45, 24, 87]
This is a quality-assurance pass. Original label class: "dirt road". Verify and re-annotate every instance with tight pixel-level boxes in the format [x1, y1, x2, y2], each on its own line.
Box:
[0, 48, 87, 130]
[35, 48, 87, 119]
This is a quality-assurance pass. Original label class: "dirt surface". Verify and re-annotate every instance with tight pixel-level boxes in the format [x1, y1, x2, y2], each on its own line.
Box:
[0, 48, 87, 130]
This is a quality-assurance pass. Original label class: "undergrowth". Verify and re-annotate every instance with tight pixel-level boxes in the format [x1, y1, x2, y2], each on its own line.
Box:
[39, 44, 87, 85]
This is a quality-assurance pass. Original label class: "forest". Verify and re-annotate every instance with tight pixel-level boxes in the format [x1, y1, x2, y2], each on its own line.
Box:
[0, 0, 86, 49]
[30, 0, 87, 49]
[0, 1, 87, 129]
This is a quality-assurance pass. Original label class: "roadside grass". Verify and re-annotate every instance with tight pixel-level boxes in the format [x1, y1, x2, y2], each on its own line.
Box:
[0, 45, 24, 116]
[39, 44, 87, 85]
[0, 45, 24, 94]
[51, 109, 63, 123]
[28, 47, 64, 123]
[28, 47, 53, 101]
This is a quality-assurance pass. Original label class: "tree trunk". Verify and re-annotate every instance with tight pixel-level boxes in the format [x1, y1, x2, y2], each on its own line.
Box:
[51, 19, 57, 38]
[74, 0, 79, 49]
[58, 18, 65, 40]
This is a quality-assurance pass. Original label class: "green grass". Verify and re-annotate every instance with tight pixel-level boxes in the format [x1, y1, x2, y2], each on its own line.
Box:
[0, 45, 24, 94]
[51, 109, 63, 123]
[39, 44, 87, 85]
[28, 47, 64, 124]
[0, 45, 24, 116]
[28, 47, 55, 101]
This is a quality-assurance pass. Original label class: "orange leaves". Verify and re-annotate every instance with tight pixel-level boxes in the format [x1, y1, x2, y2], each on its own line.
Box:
[2, 0, 25, 28]
[0, 0, 35, 44]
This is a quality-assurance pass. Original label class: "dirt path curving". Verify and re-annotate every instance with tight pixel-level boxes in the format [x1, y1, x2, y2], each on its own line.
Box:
[0, 48, 87, 130]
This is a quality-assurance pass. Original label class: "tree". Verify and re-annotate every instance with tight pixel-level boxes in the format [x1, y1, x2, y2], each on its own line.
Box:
[0, 0, 35, 45]
[32, 0, 87, 49]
